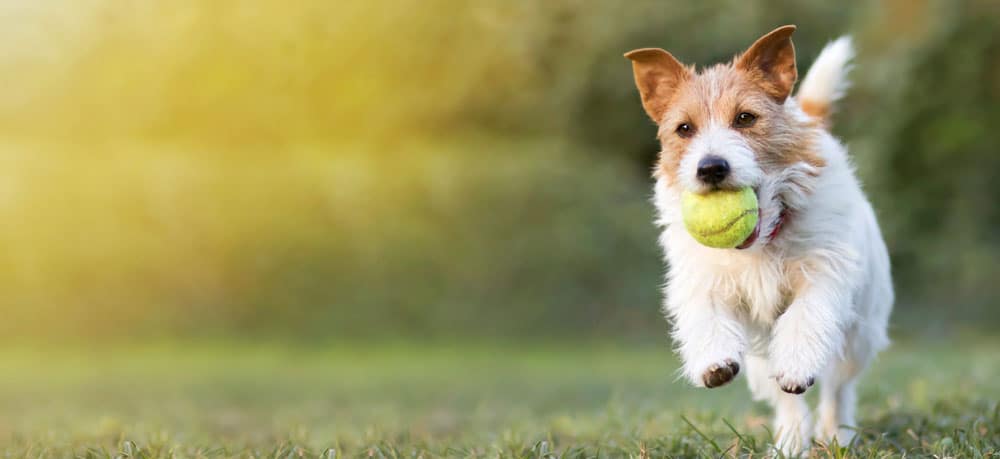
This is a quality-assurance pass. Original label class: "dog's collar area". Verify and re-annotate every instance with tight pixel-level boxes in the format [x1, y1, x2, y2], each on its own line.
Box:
[768, 207, 789, 242]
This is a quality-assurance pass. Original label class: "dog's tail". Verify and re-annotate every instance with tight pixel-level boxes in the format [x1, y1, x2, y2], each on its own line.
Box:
[797, 36, 854, 124]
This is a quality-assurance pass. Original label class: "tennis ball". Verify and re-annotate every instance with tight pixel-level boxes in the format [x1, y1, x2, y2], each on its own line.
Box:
[681, 187, 759, 248]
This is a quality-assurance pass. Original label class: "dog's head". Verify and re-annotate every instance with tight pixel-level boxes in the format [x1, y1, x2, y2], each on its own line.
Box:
[628, 25, 826, 248]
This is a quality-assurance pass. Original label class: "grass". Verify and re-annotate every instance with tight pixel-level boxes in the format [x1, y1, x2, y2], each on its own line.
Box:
[0, 336, 998, 458]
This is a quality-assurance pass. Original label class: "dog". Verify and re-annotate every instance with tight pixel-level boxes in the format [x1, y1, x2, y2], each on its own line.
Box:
[625, 25, 893, 454]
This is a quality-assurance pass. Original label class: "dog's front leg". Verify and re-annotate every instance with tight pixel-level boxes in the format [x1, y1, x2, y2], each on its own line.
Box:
[768, 274, 852, 394]
[765, 274, 851, 455]
[667, 285, 747, 388]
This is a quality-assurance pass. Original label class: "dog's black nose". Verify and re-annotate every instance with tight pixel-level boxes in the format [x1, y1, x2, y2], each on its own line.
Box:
[697, 156, 730, 185]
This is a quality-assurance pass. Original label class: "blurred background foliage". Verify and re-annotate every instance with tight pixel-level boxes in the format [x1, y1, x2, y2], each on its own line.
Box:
[0, 0, 996, 341]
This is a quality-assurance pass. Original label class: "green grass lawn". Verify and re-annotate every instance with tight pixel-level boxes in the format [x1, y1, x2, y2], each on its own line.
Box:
[1, 337, 998, 458]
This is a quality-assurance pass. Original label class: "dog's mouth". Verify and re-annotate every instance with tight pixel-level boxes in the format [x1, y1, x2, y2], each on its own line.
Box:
[732, 188, 761, 250]
[735, 189, 787, 250]
[735, 221, 760, 249]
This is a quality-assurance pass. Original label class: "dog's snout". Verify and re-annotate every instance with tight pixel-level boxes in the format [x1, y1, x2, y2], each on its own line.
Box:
[696, 156, 730, 185]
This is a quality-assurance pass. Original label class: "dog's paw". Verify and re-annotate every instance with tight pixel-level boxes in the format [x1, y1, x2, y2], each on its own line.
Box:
[776, 373, 815, 394]
[701, 359, 740, 388]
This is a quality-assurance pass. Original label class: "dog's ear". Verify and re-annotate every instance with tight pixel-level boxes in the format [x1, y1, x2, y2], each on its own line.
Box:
[737, 25, 797, 102]
[625, 48, 689, 123]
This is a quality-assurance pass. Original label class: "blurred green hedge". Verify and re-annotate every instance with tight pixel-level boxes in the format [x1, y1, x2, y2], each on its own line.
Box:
[0, 0, 996, 340]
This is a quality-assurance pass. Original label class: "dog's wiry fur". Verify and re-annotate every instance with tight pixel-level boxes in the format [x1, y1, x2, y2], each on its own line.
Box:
[627, 26, 893, 454]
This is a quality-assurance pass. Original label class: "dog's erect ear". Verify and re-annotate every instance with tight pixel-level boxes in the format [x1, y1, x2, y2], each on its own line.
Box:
[625, 48, 688, 123]
[737, 25, 798, 102]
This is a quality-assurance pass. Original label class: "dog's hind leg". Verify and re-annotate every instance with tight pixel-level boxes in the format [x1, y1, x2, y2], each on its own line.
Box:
[815, 363, 859, 446]
[745, 354, 812, 455]
[815, 321, 882, 446]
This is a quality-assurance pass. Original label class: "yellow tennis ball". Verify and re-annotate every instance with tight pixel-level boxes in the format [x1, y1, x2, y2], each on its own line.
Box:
[681, 187, 759, 248]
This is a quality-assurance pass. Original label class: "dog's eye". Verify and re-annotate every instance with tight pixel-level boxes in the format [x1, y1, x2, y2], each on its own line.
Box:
[676, 123, 694, 138]
[734, 112, 757, 128]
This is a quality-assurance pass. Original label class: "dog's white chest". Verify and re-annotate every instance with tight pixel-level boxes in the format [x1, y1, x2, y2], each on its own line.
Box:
[714, 251, 796, 325]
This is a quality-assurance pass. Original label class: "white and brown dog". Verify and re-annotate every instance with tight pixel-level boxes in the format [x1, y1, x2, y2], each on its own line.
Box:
[626, 26, 893, 453]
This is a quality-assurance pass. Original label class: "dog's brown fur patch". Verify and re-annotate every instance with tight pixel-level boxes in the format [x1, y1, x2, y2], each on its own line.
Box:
[799, 99, 831, 125]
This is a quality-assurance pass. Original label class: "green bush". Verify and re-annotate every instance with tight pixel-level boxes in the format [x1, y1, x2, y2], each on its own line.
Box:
[0, 0, 995, 340]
